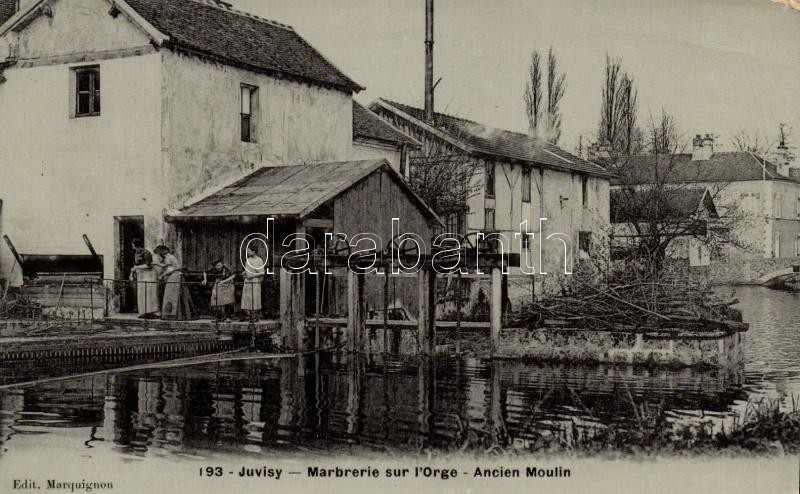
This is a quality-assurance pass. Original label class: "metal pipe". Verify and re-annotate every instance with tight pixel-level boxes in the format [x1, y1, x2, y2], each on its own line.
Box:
[3, 235, 23, 266]
[82, 234, 99, 258]
[424, 0, 434, 122]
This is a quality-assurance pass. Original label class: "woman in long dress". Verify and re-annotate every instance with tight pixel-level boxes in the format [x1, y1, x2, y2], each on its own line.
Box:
[241, 244, 265, 322]
[154, 245, 197, 321]
[129, 248, 160, 318]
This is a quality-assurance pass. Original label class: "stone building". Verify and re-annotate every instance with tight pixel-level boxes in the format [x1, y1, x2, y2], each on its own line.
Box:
[610, 187, 719, 267]
[0, 0, 422, 291]
[614, 135, 800, 262]
[370, 99, 612, 282]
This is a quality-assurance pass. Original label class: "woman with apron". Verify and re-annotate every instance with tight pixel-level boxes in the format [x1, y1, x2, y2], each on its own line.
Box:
[241, 243, 265, 322]
[154, 245, 197, 321]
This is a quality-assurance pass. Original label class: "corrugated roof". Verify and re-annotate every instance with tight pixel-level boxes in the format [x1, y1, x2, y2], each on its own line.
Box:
[0, 0, 15, 26]
[610, 187, 717, 224]
[173, 159, 438, 221]
[374, 99, 613, 178]
[353, 101, 419, 147]
[614, 152, 796, 185]
[122, 0, 363, 93]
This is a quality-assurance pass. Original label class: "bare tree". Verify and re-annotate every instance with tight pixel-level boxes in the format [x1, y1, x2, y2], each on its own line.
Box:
[407, 135, 483, 232]
[598, 55, 641, 155]
[730, 129, 769, 154]
[609, 153, 753, 274]
[543, 47, 566, 145]
[523, 51, 542, 137]
[524, 46, 566, 145]
[648, 108, 679, 155]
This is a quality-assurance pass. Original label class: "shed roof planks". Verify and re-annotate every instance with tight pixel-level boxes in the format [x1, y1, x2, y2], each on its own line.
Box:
[169, 159, 439, 222]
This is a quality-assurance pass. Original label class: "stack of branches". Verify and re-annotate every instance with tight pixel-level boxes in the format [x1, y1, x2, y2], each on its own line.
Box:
[508, 264, 745, 333]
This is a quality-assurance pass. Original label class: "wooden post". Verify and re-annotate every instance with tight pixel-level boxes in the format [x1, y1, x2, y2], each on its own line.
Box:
[490, 266, 503, 355]
[417, 268, 435, 355]
[347, 270, 365, 353]
[279, 270, 305, 351]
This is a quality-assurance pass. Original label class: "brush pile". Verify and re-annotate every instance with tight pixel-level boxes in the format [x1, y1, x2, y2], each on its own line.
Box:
[508, 265, 746, 333]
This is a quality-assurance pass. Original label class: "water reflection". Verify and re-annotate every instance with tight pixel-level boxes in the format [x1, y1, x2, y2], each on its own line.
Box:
[0, 285, 797, 459]
[0, 355, 751, 458]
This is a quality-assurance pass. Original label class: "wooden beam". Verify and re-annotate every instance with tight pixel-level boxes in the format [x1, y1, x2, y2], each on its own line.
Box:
[301, 218, 334, 229]
[490, 267, 503, 355]
[346, 270, 365, 353]
[417, 268, 436, 355]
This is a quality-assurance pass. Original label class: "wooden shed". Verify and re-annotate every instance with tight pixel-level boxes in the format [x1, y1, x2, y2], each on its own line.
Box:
[166, 159, 441, 328]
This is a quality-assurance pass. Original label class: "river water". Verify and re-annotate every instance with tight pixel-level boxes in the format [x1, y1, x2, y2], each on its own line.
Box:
[0, 286, 798, 459]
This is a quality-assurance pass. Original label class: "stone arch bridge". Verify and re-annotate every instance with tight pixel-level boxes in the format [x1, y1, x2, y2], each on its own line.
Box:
[697, 256, 800, 285]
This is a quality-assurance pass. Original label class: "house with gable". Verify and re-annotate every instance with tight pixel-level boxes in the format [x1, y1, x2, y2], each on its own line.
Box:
[612, 135, 800, 263]
[0, 0, 439, 316]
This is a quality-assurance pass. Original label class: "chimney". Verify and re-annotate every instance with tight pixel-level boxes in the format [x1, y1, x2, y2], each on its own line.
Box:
[692, 133, 714, 161]
[587, 141, 612, 162]
[424, 0, 434, 123]
[772, 139, 793, 167]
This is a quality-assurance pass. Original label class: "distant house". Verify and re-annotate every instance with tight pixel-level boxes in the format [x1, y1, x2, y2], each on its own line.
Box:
[611, 135, 800, 261]
[370, 99, 612, 278]
[610, 187, 719, 267]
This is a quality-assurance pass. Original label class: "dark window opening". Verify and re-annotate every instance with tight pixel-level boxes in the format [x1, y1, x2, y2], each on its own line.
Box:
[522, 169, 531, 203]
[485, 163, 495, 198]
[579, 231, 592, 252]
[75, 67, 100, 117]
[241, 84, 257, 142]
[445, 211, 466, 236]
[581, 176, 589, 207]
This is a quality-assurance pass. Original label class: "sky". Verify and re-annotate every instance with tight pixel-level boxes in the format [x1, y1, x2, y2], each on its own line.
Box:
[234, 0, 800, 154]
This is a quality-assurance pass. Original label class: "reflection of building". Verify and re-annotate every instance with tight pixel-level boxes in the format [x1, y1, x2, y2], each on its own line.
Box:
[0, 356, 746, 456]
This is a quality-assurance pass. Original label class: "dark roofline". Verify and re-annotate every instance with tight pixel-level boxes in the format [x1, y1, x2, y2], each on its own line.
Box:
[165, 41, 362, 94]
[1, 0, 364, 94]
[375, 98, 613, 178]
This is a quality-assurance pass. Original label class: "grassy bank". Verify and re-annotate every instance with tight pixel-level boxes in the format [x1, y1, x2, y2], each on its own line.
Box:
[424, 397, 800, 458]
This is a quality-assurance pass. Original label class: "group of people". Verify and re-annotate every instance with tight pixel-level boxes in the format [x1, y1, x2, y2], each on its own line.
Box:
[128, 240, 265, 322]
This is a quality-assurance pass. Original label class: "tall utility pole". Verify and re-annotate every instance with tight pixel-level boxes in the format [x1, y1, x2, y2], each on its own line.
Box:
[424, 0, 434, 122]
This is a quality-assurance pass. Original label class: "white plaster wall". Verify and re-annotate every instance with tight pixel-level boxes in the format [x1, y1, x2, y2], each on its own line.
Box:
[161, 51, 353, 209]
[0, 53, 163, 285]
[466, 160, 610, 275]
[351, 141, 401, 169]
[14, 0, 152, 59]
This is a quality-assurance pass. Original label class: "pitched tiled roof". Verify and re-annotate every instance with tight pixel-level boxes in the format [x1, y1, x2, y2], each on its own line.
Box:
[610, 187, 717, 224]
[352, 102, 419, 148]
[613, 152, 796, 185]
[171, 159, 438, 221]
[374, 99, 613, 178]
[123, 0, 363, 93]
[0, 0, 15, 26]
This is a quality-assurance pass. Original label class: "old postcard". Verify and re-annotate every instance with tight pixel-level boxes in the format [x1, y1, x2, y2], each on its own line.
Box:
[0, 0, 798, 493]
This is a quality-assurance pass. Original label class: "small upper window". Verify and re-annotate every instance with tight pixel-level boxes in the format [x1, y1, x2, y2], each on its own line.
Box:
[74, 67, 100, 117]
[522, 169, 531, 203]
[485, 163, 495, 198]
[241, 84, 258, 142]
[581, 176, 589, 207]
